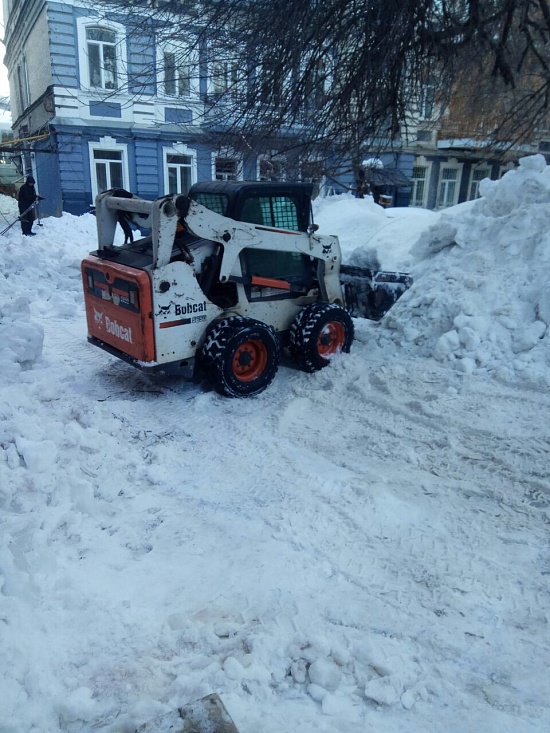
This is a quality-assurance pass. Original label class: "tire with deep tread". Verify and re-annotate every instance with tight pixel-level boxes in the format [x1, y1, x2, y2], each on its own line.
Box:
[289, 303, 354, 372]
[201, 316, 280, 397]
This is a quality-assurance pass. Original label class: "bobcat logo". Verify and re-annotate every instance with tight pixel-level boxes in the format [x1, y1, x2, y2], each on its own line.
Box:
[322, 242, 333, 255]
[93, 307, 103, 325]
[156, 302, 175, 316]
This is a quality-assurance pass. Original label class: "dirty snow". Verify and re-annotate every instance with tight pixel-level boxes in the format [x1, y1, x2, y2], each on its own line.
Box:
[1, 158, 549, 733]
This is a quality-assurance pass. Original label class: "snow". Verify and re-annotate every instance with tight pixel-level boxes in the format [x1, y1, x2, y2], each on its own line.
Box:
[1, 157, 549, 733]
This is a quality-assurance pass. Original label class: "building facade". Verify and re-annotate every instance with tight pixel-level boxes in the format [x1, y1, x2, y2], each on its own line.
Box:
[4, 0, 547, 216]
[4, 0, 352, 217]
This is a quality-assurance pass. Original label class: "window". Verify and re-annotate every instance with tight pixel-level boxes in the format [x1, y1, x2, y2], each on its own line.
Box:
[300, 160, 324, 183]
[411, 166, 428, 207]
[159, 42, 197, 97]
[87, 27, 118, 90]
[419, 84, 435, 120]
[304, 59, 328, 111]
[16, 57, 30, 114]
[215, 157, 238, 180]
[193, 193, 228, 215]
[164, 52, 190, 96]
[241, 248, 313, 300]
[499, 163, 514, 178]
[240, 195, 299, 230]
[78, 19, 126, 92]
[259, 157, 286, 181]
[468, 168, 490, 200]
[89, 137, 128, 200]
[210, 59, 240, 97]
[258, 63, 283, 107]
[94, 150, 123, 191]
[163, 145, 196, 195]
[167, 155, 192, 193]
[437, 166, 460, 208]
[211, 149, 242, 181]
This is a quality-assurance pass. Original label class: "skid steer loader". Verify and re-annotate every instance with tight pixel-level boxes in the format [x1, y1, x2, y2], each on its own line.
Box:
[81, 181, 411, 397]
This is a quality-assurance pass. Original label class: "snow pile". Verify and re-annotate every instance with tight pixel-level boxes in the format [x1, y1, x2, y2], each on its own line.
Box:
[0, 212, 97, 380]
[0, 284, 44, 378]
[314, 193, 387, 267]
[314, 191, 438, 270]
[378, 155, 550, 385]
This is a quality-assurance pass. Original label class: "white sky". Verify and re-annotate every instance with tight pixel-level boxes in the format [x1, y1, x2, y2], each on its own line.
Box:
[0, 5, 12, 127]
[0, 3, 10, 99]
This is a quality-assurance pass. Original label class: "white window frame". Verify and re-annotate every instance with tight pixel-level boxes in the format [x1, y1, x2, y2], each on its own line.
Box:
[418, 84, 435, 120]
[157, 41, 199, 99]
[303, 56, 332, 111]
[163, 143, 197, 195]
[208, 52, 243, 99]
[88, 136, 129, 201]
[437, 163, 462, 208]
[499, 163, 515, 178]
[77, 17, 127, 93]
[257, 154, 287, 182]
[211, 149, 243, 181]
[468, 166, 490, 200]
[411, 161, 431, 208]
[16, 56, 30, 115]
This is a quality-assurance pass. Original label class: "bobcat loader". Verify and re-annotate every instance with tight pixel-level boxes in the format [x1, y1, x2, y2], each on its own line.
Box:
[81, 181, 411, 397]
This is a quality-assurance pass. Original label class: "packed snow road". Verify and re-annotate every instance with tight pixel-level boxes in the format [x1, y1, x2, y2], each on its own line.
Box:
[3, 297, 548, 733]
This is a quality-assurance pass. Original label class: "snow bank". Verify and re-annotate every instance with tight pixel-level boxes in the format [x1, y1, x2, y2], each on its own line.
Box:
[0, 210, 97, 381]
[313, 191, 438, 270]
[376, 155, 550, 386]
[0, 285, 44, 378]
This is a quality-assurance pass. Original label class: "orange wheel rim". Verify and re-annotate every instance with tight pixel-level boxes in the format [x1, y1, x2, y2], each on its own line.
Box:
[232, 339, 268, 382]
[317, 321, 346, 357]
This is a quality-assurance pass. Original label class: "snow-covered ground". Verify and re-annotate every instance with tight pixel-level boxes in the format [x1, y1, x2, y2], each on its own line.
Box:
[1, 157, 549, 733]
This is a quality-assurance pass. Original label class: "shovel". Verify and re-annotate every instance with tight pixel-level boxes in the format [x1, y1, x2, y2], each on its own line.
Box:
[136, 693, 241, 733]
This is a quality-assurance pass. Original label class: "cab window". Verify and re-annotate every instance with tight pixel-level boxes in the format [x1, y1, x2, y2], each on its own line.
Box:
[240, 195, 299, 230]
[193, 192, 228, 215]
[240, 247, 314, 300]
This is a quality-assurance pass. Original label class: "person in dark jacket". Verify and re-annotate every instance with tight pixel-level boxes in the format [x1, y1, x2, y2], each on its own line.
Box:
[17, 176, 38, 236]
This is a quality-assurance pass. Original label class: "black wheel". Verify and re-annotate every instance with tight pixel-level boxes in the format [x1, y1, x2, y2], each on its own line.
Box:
[289, 303, 354, 372]
[201, 316, 280, 397]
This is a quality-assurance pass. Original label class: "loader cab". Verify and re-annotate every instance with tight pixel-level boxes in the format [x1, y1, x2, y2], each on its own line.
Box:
[190, 181, 318, 303]
[188, 181, 315, 233]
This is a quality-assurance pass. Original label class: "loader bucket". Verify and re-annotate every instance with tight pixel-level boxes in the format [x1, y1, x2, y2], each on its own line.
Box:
[340, 264, 412, 321]
[136, 693, 241, 733]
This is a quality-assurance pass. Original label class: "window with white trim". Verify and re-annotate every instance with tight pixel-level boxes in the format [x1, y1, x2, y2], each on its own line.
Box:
[16, 56, 30, 114]
[212, 149, 242, 181]
[163, 145, 197, 195]
[258, 63, 283, 107]
[159, 42, 198, 98]
[304, 58, 329, 110]
[215, 157, 238, 180]
[419, 84, 435, 120]
[437, 166, 461, 208]
[499, 163, 514, 178]
[468, 167, 490, 200]
[258, 156, 286, 181]
[212, 61, 239, 94]
[89, 138, 128, 200]
[300, 160, 324, 183]
[77, 18, 127, 92]
[209, 58, 240, 97]
[411, 165, 428, 207]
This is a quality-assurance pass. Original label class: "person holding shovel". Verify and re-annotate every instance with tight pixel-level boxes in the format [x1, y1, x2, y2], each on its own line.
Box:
[17, 175, 39, 236]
